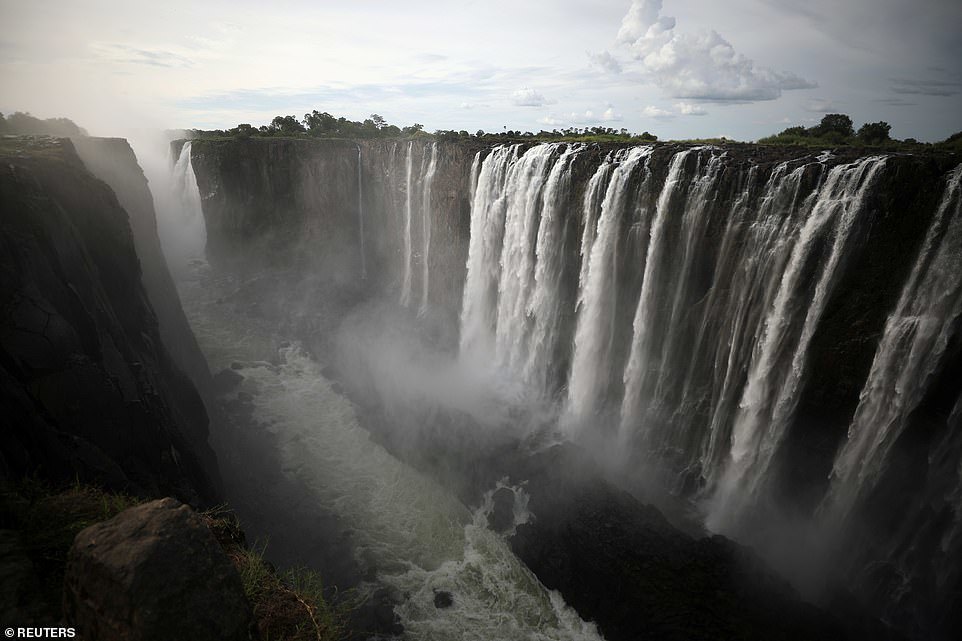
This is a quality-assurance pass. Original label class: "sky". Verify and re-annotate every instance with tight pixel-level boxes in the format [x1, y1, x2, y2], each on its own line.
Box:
[1, 0, 960, 141]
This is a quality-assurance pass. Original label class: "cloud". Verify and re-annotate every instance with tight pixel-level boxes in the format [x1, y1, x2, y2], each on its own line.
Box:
[512, 87, 550, 107]
[459, 102, 474, 109]
[615, 0, 815, 101]
[587, 50, 622, 74]
[674, 101, 707, 115]
[642, 102, 707, 119]
[537, 105, 623, 127]
[873, 97, 916, 107]
[803, 98, 839, 112]
[92, 43, 193, 68]
[890, 76, 961, 96]
[602, 106, 623, 122]
[643, 105, 674, 119]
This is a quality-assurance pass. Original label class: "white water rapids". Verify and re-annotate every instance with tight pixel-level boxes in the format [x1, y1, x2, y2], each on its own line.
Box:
[176, 260, 603, 641]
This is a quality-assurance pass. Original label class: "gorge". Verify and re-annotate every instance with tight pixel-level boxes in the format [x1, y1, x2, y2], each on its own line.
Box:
[2, 131, 959, 641]
[176, 136, 960, 639]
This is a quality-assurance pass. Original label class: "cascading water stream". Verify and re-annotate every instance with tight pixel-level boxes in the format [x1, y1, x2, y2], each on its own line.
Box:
[565, 146, 653, 429]
[170, 141, 207, 261]
[419, 143, 438, 316]
[523, 144, 582, 394]
[823, 164, 962, 520]
[693, 162, 811, 481]
[459, 145, 519, 362]
[356, 144, 367, 279]
[401, 141, 415, 306]
[619, 149, 696, 446]
[459, 143, 589, 399]
[494, 144, 565, 382]
[709, 156, 887, 525]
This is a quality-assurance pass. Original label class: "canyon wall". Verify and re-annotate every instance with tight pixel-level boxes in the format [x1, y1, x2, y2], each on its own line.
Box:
[0, 136, 219, 503]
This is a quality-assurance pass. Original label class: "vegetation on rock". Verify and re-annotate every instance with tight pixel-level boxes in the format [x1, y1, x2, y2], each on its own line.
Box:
[0, 481, 347, 641]
[758, 113, 961, 150]
[182, 110, 658, 143]
[0, 112, 87, 137]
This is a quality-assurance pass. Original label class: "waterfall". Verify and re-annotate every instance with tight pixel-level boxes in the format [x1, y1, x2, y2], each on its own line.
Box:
[709, 156, 887, 522]
[694, 162, 809, 481]
[401, 141, 415, 306]
[170, 141, 207, 261]
[823, 164, 962, 519]
[454, 145, 958, 543]
[356, 145, 367, 279]
[619, 149, 697, 446]
[495, 144, 563, 381]
[459, 145, 519, 361]
[565, 146, 653, 429]
[523, 144, 582, 393]
[457, 143, 587, 398]
[419, 143, 438, 316]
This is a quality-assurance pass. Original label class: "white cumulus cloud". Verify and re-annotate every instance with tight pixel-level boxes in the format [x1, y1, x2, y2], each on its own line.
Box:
[616, 0, 815, 101]
[602, 106, 623, 121]
[539, 114, 565, 126]
[675, 101, 707, 115]
[643, 105, 674, 119]
[512, 87, 550, 107]
[588, 50, 623, 74]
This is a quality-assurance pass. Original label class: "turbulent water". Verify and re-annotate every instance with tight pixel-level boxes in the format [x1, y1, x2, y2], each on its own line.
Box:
[179, 266, 602, 641]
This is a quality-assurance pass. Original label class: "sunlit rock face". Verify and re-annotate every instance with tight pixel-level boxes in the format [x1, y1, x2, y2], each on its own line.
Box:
[184, 136, 960, 639]
[0, 136, 220, 503]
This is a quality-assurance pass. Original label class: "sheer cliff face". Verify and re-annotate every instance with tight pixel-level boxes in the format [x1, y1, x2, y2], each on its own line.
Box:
[185, 138, 476, 333]
[184, 138, 362, 282]
[71, 137, 211, 395]
[0, 136, 218, 503]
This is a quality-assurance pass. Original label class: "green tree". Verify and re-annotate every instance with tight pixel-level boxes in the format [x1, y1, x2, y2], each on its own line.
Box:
[778, 126, 808, 137]
[810, 114, 854, 138]
[370, 114, 386, 129]
[303, 110, 337, 135]
[232, 123, 254, 139]
[856, 121, 891, 145]
[269, 115, 306, 135]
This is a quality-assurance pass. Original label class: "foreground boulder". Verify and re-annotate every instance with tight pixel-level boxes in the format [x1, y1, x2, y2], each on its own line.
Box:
[64, 498, 251, 641]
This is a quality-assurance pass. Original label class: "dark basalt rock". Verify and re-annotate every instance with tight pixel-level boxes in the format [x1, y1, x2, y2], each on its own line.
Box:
[487, 486, 515, 533]
[70, 137, 213, 397]
[0, 136, 219, 503]
[212, 368, 245, 394]
[433, 589, 453, 609]
[64, 498, 251, 641]
[0, 530, 50, 624]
